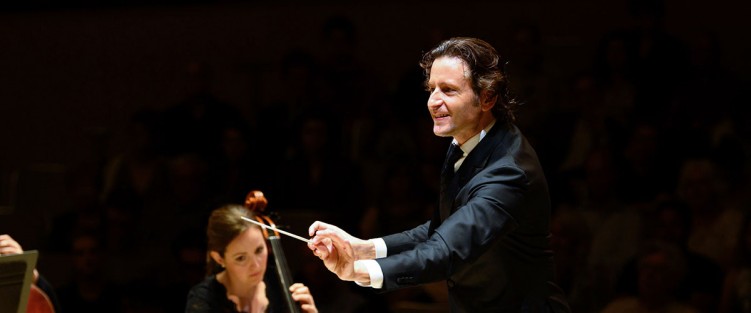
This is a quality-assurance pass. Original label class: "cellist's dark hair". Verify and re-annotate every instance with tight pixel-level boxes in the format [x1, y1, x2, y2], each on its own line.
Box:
[420, 37, 518, 126]
[205, 204, 260, 275]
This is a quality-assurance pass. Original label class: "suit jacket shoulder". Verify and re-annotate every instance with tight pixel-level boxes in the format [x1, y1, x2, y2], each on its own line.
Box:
[378, 124, 567, 312]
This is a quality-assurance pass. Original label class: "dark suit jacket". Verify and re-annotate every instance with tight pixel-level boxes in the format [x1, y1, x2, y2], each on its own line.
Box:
[377, 124, 570, 313]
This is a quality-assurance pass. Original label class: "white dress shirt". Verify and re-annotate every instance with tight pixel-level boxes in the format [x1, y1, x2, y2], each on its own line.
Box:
[355, 121, 495, 289]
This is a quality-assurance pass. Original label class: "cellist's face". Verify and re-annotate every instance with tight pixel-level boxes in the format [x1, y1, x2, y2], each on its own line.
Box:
[222, 227, 268, 288]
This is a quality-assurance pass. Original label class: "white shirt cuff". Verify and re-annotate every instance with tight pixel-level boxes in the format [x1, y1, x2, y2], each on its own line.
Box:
[371, 238, 387, 259]
[354, 259, 384, 289]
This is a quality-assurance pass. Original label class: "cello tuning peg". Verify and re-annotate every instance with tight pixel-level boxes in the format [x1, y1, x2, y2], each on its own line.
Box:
[244, 190, 269, 213]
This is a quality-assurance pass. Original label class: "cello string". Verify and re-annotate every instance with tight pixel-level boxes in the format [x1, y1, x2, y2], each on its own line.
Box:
[240, 216, 311, 244]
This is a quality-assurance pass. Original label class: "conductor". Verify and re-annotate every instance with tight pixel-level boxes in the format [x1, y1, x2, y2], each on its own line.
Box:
[308, 37, 571, 313]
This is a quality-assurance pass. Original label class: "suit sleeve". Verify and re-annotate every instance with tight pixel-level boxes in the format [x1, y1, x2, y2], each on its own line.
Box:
[381, 220, 431, 255]
[375, 164, 527, 290]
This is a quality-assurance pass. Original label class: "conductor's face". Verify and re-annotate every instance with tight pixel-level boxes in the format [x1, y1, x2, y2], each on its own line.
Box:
[427, 56, 485, 145]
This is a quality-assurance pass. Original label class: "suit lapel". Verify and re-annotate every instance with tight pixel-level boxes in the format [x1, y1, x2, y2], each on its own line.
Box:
[435, 125, 509, 224]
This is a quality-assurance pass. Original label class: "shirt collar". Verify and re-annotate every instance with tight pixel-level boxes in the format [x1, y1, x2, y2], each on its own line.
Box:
[452, 119, 496, 155]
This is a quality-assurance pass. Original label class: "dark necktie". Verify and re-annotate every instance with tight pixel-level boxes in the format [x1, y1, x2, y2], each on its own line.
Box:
[442, 143, 463, 179]
[431, 143, 464, 235]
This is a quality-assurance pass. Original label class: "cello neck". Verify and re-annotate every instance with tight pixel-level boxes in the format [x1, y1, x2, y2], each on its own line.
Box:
[268, 236, 300, 313]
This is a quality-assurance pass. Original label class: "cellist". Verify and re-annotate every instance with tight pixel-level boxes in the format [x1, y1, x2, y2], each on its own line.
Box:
[185, 204, 317, 313]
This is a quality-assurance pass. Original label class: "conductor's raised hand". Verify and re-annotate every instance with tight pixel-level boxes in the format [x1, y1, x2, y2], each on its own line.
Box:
[307, 221, 376, 260]
[308, 226, 357, 281]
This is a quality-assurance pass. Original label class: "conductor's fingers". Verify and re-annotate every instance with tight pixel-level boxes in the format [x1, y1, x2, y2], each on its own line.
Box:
[309, 237, 333, 259]
[314, 231, 351, 256]
[308, 221, 331, 237]
[314, 229, 349, 247]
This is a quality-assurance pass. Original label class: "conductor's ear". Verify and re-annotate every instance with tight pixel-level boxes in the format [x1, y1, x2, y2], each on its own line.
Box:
[480, 90, 497, 112]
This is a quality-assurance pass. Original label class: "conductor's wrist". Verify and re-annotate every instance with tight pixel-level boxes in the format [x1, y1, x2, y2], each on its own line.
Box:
[353, 239, 377, 260]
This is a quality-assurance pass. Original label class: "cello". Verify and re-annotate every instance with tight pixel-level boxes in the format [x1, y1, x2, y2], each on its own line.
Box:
[27, 284, 55, 313]
[244, 190, 301, 313]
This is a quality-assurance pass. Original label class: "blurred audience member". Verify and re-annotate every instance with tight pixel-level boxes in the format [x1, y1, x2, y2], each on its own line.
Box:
[208, 123, 265, 204]
[550, 208, 598, 312]
[271, 110, 365, 230]
[578, 148, 643, 301]
[359, 162, 433, 241]
[593, 32, 636, 132]
[616, 199, 724, 313]
[618, 122, 674, 207]
[100, 109, 170, 212]
[625, 0, 689, 123]
[56, 230, 124, 312]
[601, 242, 698, 313]
[678, 158, 744, 268]
[257, 50, 322, 165]
[160, 61, 246, 159]
[506, 22, 553, 144]
[720, 214, 751, 313]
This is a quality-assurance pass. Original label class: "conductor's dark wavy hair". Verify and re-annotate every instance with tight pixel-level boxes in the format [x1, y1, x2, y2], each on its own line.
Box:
[420, 37, 518, 126]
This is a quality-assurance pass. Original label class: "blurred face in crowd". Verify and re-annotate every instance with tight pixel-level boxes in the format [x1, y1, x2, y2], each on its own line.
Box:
[654, 207, 688, 244]
[638, 251, 680, 301]
[72, 235, 103, 278]
[427, 56, 493, 145]
[677, 160, 720, 212]
[300, 118, 328, 156]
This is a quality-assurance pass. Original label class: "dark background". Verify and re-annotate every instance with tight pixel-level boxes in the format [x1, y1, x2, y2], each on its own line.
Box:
[1, 0, 750, 312]
[0, 0, 748, 169]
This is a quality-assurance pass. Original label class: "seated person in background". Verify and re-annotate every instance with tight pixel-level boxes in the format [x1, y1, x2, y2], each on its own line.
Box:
[615, 199, 724, 313]
[601, 241, 699, 313]
[0, 234, 62, 313]
[185, 205, 318, 313]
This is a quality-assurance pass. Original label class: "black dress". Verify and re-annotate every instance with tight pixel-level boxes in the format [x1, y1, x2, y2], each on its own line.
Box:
[185, 269, 283, 313]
